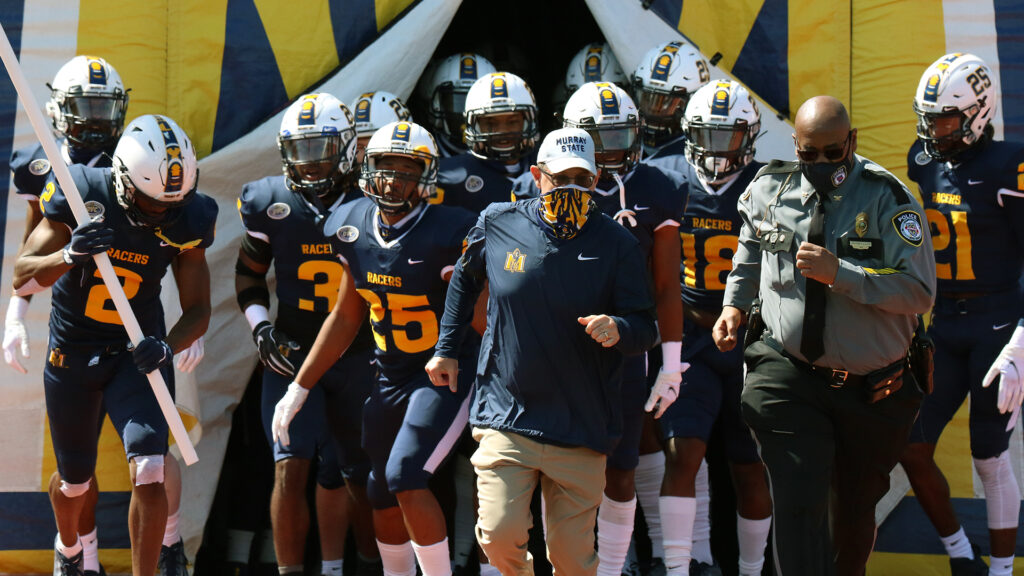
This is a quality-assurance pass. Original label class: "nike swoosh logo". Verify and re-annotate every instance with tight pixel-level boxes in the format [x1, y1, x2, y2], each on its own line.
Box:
[633, 204, 650, 211]
[159, 241, 170, 247]
[968, 179, 984, 185]
[578, 254, 599, 261]
[994, 322, 1013, 330]
[408, 259, 423, 265]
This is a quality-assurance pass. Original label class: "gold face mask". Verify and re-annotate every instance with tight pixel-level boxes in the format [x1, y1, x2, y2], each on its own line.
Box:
[538, 185, 594, 240]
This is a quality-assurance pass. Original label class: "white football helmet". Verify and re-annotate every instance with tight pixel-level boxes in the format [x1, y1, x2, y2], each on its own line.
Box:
[427, 53, 497, 144]
[46, 55, 129, 151]
[112, 114, 198, 227]
[562, 82, 641, 174]
[278, 93, 358, 198]
[683, 80, 761, 183]
[359, 121, 439, 214]
[565, 43, 628, 94]
[352, 91, 412, 140]
[464, 72, 539, 162]
[914, 53, 997, 160]
[632, 41, 710, 144]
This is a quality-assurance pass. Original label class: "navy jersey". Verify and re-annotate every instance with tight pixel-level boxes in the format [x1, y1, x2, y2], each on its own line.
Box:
[642, 136, 689, 175]
[434, 152, 534, 215]
[510, 163, 687, 258]
[679, 160, 763, 312]
[324, 198, 476, 384]
[10, 142, 111, 201]
[908, 138, 1024, 294]
[41, 165, 218, 346]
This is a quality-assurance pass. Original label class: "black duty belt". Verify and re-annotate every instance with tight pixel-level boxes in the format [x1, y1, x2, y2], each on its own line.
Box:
[782, 351, 865, 388]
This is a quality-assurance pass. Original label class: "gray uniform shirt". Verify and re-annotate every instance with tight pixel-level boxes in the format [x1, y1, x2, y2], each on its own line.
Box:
[723, 155, 937, 373]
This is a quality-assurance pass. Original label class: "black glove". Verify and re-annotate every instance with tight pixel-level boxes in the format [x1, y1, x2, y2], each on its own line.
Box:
[132, 336, 173, 374]
[65, 219, 115, 265]
[253, 321, 299, 377]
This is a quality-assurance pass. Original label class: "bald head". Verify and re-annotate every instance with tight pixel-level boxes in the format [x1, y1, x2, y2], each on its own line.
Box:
[793, 96, 856, 163]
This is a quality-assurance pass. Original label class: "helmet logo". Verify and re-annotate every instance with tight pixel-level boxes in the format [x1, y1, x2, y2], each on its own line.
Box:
[298, 96, 317, 126]
[355, 98, 371, 123]
[87, 58, 107, 86]
[651, 54, 673, 82]
[460, 56, 477, 80]
[599, 87, 620, 116]
[663, 42, 681, 54]
[922, 75, 940, 103]
[490, 76, 508, 98]
[711, 82, 732, 116]
[393, 122, 411, 142]
[585, 52, 602, 82]
[155, 116, 184, 193]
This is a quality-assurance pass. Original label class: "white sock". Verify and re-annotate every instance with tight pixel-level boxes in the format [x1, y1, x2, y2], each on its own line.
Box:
[322, 558, 344, 575]
[80, 528, 99, 572]
[989, 555, 1014, 576]
[479, 563, 501, 576]
[635, 452, 666, 559]
[736, 514, 771, 575]
[691, 460, 713, 565]
[411, 538, 452, 576]
[225, 529, 255, 564]
[377, 540, 416, 576]
[55, 533, 82, 559]
[162, 510, 181, 547]
[661, 496, 696, 576]
[452, 455, 477, 568]
[940, 527, 974, 559]
[597, 494, 637, 576]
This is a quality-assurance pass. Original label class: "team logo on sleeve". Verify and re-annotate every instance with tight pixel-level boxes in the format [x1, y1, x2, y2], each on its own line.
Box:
[336, 225, 359, 243]
[892, 210, 924, 246]
[28, 158, 51, 176]
[85, 200, 105, 221]
[267, 202, 291, 220]
[914, 151, 931, 166]
[465, 175, 484, 193]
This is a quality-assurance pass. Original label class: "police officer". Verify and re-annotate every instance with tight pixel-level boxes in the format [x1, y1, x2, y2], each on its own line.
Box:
[714, 96, 935, 575]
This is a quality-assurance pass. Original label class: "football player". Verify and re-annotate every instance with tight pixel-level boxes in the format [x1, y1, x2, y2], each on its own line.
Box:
[353, 91, 412, 166]
[235, 93, 380, 576]
[550, 42, 629, 123]
[13, 114, 216, 576]
[512, 81, 686, 576]
[434, 72, 538, 213]
[271, 121, 480, 576]
[900, 53, 1024, 576]
[659, 80, 772, 576]
[424, 53, 496, 158]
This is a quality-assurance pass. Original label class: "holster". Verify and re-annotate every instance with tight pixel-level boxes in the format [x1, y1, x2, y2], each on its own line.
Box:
[864, 360, 905, 404]
[908, 315, 935, 395]
[743, 300, 765, 349]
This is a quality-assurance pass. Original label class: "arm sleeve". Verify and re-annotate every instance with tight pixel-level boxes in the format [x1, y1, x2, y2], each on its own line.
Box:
[435, 213, 488, 358]
[830, 186, 936, 314]
[722, 184, 763, 310]
[609, 237, 659, 356]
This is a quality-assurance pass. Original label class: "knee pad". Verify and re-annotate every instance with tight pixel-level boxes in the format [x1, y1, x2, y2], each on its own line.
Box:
[59, 478, 91, 498]
[133, 455, 165, 486]
[973, 451, 1021, 530]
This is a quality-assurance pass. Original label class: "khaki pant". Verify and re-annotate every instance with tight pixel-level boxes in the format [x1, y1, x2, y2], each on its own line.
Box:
[471, 427, 606, 576]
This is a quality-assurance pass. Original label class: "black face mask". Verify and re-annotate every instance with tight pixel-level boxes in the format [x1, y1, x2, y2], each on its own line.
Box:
[800, 155, 855, 193]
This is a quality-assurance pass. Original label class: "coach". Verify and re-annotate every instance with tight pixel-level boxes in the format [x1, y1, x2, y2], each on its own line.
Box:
[426, 127, 658, 575]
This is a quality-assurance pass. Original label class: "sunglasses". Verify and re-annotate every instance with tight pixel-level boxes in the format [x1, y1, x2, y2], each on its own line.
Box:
[794, 131, 852, 163]
[538, 166, 596, 189]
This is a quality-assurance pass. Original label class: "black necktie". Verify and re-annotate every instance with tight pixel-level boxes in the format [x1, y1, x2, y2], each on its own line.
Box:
[801, 193, 827, 363]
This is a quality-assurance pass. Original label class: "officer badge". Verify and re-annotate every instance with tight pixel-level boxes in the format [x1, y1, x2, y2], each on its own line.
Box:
[855, 212, 868, 237]
[28, 158, 51, 176]
[267, 202, 291, 220]
[465, 175, 484, 193]
[84, 200, 105, 221]
[892, 210, 923, 246]
[336, 225, 359, 243]
[914, 151, 932, 166]
[831, 165, 848, 188]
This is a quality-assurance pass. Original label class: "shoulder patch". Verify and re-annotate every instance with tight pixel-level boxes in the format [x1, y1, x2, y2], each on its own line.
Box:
[336, 225, 359, 243]
[754, 160, 799, 180]
[892, 210, 923, 246]
[28, 158, 51, 176]
[267, 202, 291, 220]
[862, 164, 910, 206]
[84, 200, 105, 221]
[465, 175, 484, 193]
[914, 151, 932, 166]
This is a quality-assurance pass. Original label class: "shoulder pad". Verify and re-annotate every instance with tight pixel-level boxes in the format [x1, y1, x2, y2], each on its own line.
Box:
[754, 160, 799, 180]
[861, 163, 911, 205]
[323, 196, 369, 240]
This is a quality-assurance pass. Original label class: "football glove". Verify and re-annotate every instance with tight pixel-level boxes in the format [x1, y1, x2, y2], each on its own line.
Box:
[644, 362, 691, 419]
[272, 382, 309, 447]
[3, 295, 30, 374]
[175, 336, 204, 374]
[252, 321, 299, 377]
[65, 219, 115, 264]
[132, 336, 173, 375]
[983, 325, 1024, 414]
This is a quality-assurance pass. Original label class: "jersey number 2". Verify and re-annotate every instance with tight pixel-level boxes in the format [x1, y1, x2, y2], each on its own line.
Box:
[84, 266, 143, 324]
[925, 209, 974, 281]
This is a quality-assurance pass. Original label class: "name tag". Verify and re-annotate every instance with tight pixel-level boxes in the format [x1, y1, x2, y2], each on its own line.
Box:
[838, 237, 883, 259]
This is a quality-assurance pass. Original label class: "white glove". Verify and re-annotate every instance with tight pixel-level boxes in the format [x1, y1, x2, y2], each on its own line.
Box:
[983, 325, 1024, 414]
[175, 336, 205, 374]
[3, 295, 30, 374]
[272, 382, 309, 447]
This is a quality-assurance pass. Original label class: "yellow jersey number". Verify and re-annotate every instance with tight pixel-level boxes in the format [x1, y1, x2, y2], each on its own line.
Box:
[681, 232, 737, 291]
[296, 260, 345, 312]
[84, 266, 143, 324]
[355, 289, 438, 354]
[925, 209, 974, 281]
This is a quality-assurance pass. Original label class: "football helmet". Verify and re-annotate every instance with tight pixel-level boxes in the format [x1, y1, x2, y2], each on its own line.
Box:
[914, 53, 996, 161]
[278, 93, 358, 198]
[359, 121, 439, 214]
[112, 114, 198, 227]
[427, 53, 496, 144]
[632, 41, 710, 144]
[683, 80, 761, 183]
[464, 72, 539, 162]
[562, 82, 641, 174]
[565, 43, 628, 94]
[46, 55, 129, 152]
[352, 91, 412, 140]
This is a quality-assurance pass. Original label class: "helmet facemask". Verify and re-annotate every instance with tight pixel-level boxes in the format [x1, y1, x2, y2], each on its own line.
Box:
[360, 150, 436, 215]
[50, 85, 129, 152]
[685, 118, 759, 183]
[113, 159, 196, 228]
[914, 101, 980, 161]
[634, 83, 689, 145]
[566, 117, 641, 175]
[431, 83, 471, 143]
[465, 108, 538, 162]
[278, 129, 356, 199]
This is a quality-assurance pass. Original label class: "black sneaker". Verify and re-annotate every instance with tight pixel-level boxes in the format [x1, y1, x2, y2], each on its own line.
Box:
[950, 544, 989, 576]
[689, 558, 723, 576]
[157, 539, 190, 576]
[53, 545, 84, 576]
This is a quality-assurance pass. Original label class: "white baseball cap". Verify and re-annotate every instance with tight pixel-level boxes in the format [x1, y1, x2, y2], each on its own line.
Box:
[537, 127, 597, 175]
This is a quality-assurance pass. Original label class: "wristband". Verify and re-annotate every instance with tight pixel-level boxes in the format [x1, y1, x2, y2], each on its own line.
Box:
[6, 294, 29, 322]
[660, 341, 682, 373]
[244, 304, 271, 331]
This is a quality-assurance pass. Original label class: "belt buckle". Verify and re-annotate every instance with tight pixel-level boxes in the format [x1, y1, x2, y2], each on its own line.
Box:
[830, 369, 849, 388]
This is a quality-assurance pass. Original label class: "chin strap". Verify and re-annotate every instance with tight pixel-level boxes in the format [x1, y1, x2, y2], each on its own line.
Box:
[611, 172, 637, 228]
